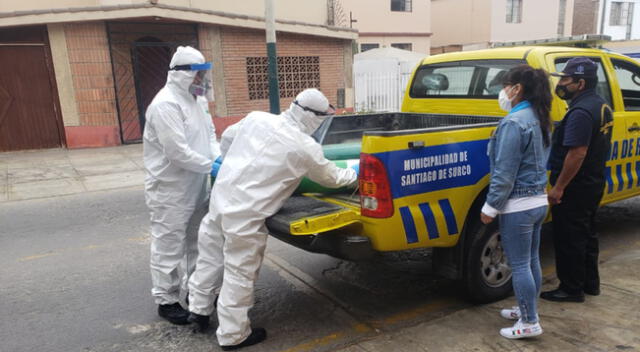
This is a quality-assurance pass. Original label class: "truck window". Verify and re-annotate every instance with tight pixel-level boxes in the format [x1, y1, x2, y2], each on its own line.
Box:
[611, 58, 640, 111]
[554, 57, 613, 107]
[409, 59, 525, 99]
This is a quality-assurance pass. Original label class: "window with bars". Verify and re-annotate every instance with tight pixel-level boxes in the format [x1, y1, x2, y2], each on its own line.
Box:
[506, 0, 522, 23]
[246, 56, 320, 100]
[391, 0, 412, 12]
[610, 2, 630, 25]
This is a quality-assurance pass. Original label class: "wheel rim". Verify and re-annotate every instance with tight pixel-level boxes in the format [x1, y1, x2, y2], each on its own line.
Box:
[479, 230, 512, 288]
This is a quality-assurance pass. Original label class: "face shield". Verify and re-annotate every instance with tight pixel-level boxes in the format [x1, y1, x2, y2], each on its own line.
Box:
[170, 62, 214, 101]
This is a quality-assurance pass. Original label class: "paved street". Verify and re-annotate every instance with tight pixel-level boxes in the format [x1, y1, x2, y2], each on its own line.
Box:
[0, 146, 639, 352]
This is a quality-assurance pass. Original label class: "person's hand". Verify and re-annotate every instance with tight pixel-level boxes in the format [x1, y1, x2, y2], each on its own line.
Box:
[548, 186, 563, 205]
[480, 212, 494, 224]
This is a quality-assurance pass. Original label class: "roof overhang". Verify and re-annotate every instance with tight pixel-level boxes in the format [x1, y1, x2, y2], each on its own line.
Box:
[0, 3, 358, 40]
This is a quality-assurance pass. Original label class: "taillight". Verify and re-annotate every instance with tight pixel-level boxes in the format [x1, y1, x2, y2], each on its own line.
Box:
[359, 153, 394, 218]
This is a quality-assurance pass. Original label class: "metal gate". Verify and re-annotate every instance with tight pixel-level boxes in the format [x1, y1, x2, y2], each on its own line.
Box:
[0, 26, 64, 151]
[107, 22, 198, 144]
[131, 42, 173, 140]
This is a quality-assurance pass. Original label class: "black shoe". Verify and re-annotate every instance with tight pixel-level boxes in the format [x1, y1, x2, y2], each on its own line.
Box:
[540, 288, 585, 303]
[188, 312, 210, 333]
[158, 303, 190, 325]
[220, 328, 267, 351]
[584, 287, 600, 296]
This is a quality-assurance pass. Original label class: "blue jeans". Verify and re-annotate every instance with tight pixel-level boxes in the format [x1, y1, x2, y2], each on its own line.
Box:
[499, 205, 546, 323]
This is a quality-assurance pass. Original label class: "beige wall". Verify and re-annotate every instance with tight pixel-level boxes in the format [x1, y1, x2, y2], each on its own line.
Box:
[339, 0, 430, 33]
[430, 0, 491, 47]
[2, 0, 330, 26]
[490, 0, 574, 43]
[431, 0, 574, 48]
[335, 0, 431, 54]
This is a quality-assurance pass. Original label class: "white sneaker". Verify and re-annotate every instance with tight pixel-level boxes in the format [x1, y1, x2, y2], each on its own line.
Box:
[500, 306, 521, 320]
[500, 319, 543, 339]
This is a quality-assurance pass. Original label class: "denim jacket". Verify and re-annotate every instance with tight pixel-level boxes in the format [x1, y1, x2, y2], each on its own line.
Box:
[486, 101, 550, 211]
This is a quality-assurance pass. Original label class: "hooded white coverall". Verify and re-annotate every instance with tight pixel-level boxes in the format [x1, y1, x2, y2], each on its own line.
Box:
[143, 46, 220, 305]
[188, 88, 357, 346]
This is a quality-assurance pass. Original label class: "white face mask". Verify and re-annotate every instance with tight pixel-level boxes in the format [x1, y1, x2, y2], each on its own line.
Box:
[498, 86, 514, 112]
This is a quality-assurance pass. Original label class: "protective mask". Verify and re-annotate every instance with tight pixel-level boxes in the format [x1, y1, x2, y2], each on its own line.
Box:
[498, 87, 514, 112]
[555, 83, 576, 100]
[188, 68, 214, 100]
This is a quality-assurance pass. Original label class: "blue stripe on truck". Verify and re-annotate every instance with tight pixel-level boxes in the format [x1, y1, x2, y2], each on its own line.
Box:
[438, 199, 458, 235]
[399, 206, 419, 244]
[374, 140, 490, 199]
[418, 203, 439, 239]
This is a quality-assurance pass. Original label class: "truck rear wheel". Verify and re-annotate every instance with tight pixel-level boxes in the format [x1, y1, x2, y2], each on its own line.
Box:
[463, 218, 512, 303]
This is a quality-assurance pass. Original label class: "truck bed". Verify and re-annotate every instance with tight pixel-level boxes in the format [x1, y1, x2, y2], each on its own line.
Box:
[315, 112, 501, 146]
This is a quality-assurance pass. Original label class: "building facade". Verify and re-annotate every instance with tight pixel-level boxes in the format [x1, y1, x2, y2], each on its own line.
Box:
[430, 0, 575, 53]
[596, 0, 640, 40]
[0, 1, 356, 150]
[330, 0, 431, 54]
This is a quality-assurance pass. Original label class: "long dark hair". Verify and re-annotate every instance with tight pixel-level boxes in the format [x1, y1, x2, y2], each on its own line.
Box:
[502, 65, 552, 147]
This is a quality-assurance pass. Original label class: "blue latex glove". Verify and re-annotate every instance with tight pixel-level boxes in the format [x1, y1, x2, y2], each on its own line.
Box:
[350, 163, 359, 175]
[211, 156, 223, 177]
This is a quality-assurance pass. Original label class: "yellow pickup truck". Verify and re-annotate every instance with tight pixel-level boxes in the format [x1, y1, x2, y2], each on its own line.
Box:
[265, 45, 640, 303]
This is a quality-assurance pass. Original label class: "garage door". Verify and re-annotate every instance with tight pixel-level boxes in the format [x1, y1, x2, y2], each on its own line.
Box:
[0, 27, 63, 151]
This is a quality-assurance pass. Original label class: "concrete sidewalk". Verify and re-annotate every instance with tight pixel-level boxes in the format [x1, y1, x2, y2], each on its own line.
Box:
[0, 144, 144, 202]
[335, 243, 640, 352]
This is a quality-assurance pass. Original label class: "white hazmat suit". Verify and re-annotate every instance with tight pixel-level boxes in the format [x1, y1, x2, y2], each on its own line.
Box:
[143, 46, 220, 307]
[188, 88, 357, 346]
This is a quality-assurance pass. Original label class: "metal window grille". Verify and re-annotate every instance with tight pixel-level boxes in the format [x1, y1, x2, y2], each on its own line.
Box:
[506, 0, 522, 23]
[246, 56, 320, 100]
[610, 2, 622, 25]
[391, 0, 412, 12]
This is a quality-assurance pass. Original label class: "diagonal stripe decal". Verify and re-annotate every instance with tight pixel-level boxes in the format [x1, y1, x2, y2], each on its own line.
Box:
[626, 163, 633, 190]
[616, 164, 624, 192]
[418, 203, 439, 240]
[399, 206, 418, 244]
[605, 166, 614, 194]
[438, 199, 459, 235]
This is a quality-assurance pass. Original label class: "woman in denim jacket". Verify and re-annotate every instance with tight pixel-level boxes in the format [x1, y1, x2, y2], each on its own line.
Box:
[480, 65, 552, 339]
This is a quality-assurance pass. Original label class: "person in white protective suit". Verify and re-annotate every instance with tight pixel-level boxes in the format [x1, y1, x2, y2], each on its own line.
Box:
[143, 46, 221, 325]
[187, 88, 358, 350]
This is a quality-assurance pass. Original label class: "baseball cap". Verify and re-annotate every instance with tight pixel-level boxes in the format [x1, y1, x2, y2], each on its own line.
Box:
[551, 57, 598, 78]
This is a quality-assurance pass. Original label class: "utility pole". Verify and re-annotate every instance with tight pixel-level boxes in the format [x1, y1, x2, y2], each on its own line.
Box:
[265, 0, 280, 114]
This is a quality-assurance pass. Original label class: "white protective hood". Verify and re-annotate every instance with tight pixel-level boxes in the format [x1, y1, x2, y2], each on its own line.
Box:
[283, 88, 331, 135]
[166, 46, 204, 98]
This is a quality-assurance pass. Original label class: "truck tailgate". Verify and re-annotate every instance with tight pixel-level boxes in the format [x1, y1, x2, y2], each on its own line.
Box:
[265, 196, 372, 260]
[266, 196, 359, 236]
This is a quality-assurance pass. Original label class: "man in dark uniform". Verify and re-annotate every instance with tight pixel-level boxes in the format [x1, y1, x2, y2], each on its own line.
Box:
[542, 57, 613, 303]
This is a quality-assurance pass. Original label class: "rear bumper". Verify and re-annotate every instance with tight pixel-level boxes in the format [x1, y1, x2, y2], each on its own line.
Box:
[268, 229, 375, 261]
[266, 195, 374, 261]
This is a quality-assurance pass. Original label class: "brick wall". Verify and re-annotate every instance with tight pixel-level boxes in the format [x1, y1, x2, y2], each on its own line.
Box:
[198, 25, 217, 117]
[64, 22, 118, 127]
[220, 27, 348, 117]
[572, 0, 599, 35]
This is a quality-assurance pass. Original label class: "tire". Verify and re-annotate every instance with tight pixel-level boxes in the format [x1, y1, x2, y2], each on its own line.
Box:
[463, 217, 513, 303]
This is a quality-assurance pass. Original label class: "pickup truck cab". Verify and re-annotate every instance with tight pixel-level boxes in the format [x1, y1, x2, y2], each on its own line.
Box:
[266, 45, 640, 302]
